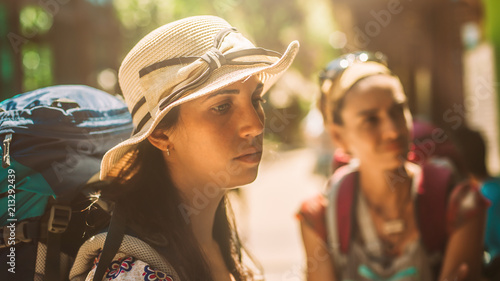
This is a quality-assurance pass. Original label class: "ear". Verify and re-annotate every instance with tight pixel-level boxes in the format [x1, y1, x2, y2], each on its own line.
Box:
[147, 129, 171, 152]
[327, 123, 349, 153]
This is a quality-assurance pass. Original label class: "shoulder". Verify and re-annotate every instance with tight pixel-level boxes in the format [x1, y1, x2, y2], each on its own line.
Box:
[328, 163, 359, 190]
[70, 233, 180, 281]
[447, 180, 489, 232]
[297, 193, 328, 242]
[84, 252, 177, 281]
[415, 162, 488, 230]
[296, 164, 359, 242]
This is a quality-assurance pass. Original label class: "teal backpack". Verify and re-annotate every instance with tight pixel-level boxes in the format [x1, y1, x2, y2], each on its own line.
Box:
[0, 85, 133, 281]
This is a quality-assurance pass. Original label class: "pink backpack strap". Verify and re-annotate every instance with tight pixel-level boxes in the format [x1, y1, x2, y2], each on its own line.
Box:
[417, 163, 453, 253]
[297, 165, 357, 247]
[335, 169, 358, 254]
[323, 166, 358, 268]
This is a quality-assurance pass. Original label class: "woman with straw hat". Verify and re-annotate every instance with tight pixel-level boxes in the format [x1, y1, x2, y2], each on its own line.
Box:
[297, 52, 487, 281]
[69, 15, 299, 281]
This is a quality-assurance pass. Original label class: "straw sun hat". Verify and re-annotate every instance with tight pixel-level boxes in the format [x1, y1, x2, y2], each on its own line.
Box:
[100, 15, 300, 179]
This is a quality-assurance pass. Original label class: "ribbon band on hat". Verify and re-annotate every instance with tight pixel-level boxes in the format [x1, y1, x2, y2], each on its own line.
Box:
[157, 47, 282, 110]
[202, 48, 226, 69]
[131, 27, 282, 134]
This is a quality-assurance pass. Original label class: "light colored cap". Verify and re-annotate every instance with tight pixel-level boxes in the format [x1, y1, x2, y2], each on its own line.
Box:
[321, 61, 392, 124]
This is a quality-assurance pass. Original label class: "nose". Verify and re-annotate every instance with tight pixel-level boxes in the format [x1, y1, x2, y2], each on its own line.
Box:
[239, 104, 265, 139]
[381, 114, 401, 140]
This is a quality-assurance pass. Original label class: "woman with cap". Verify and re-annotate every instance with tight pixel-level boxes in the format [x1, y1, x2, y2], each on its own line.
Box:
[297, 52, 487, 281]
[69, 16, 299, 281]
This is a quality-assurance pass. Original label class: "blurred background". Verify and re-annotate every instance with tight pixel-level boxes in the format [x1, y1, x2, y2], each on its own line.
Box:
[1, 0, 500, 280]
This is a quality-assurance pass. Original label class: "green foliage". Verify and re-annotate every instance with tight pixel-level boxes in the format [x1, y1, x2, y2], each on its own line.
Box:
[19, 5, 52, 37]
[22, 44, 53, 91]
[0, 3, 14, 96]
[484, 0, 500, 45]
[112, 0, 339, 79]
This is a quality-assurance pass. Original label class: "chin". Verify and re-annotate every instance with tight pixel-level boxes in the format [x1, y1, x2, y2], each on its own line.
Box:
[380, 154, 408, 171]
[243, 169, 260, 183]
[232, 168, 259, 187]
[216, 160, 260, 188]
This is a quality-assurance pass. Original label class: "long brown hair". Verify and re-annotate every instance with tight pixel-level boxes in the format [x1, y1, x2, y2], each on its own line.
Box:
[100, 107, 257, 280]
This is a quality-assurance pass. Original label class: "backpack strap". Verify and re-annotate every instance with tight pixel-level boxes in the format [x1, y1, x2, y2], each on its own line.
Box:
[92, 202, 126, 281]
[416, 163, 453, 254]
[324, 165, 358, 268]
[297, 165, 357, 248]
[44, 204, 72, 281]
[336, 171, 358, 254]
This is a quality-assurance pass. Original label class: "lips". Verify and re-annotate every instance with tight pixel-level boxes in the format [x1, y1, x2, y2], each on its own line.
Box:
[383, 140, 407, 152]
[234, 150, 263, 164]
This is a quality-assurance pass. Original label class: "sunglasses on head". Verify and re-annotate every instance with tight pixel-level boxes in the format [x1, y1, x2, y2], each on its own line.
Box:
[318, 51, 388, 85]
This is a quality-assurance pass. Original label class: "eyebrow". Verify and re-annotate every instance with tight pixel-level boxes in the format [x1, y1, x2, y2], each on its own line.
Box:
[204, 89, 240, 102]
[357, 108, 378, 117]
[356, 101, 405, 117]
[203, 82, 265, 102]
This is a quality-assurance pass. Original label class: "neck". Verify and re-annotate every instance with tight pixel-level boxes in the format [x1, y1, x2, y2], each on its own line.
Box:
[168, 162, 227, 247]
[358, 162, 414, 206]
[177, 182, 226, 247]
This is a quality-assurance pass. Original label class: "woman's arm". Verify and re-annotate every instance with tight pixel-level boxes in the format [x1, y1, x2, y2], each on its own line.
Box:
[300, 220, 337, 281]
[438, 207, 486, 281]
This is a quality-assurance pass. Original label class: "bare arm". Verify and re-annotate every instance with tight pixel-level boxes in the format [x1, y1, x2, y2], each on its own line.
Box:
[300, 220, 337, 281]
[438, 207, 486, 281]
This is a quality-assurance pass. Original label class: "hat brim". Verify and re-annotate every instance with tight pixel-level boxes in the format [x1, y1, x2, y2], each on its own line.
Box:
[100, 40, 299, 180]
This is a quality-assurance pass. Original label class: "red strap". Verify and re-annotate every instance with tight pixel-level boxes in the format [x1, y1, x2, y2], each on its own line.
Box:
[297, 166, 357, 250]
[336, 171, 357, 254]
[417, 163, 452, 253]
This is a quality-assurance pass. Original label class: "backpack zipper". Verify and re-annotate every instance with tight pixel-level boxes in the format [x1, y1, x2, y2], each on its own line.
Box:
[2, 133, 12, 168]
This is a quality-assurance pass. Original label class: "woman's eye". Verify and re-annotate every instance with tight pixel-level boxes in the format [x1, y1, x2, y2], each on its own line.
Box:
[366, 116, 379, 125]
[211, 103, 231, 114]
[391, 104, 405, 118]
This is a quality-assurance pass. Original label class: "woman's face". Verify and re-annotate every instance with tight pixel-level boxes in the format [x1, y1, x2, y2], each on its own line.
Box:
[165, 76, 265, 189]
[331, 75, 412, 171]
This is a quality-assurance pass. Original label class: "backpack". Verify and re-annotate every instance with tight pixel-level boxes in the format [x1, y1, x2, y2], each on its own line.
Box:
[299, 162, 454, 277]
[0, 85, 133, 281]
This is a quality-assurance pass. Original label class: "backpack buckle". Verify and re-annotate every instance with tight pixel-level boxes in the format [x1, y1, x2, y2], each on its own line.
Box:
[51, 98, 80, 111]
[0, 221, 33, 248]
[2, 133, 12, 168]
[47, 205, 72, 234]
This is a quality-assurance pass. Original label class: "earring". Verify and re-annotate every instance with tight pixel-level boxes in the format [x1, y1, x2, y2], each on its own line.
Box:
[166, 147, 170, 156]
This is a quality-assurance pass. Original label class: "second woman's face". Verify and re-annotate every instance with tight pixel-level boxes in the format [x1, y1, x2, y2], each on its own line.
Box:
[167, 76, 265, 189]
[334, 75, 412, 170]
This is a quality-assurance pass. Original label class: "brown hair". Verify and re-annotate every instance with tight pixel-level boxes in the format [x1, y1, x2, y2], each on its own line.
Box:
[100, 107, 256, 280]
